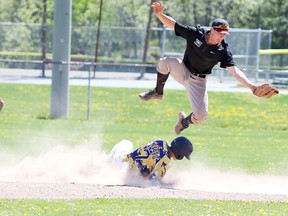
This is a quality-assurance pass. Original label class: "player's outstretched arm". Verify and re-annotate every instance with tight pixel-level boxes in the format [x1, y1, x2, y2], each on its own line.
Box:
[226, 66, 279, 98]
[226, 66, 257, 91]
[151, 1, 176, 30]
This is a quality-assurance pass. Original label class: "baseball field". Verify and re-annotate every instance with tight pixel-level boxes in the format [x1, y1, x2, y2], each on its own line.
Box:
[0, 83, 287, 215]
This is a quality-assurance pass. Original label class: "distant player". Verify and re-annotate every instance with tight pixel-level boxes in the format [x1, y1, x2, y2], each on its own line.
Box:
[108, 136, 193, 180]
[139, 1, 279, 135]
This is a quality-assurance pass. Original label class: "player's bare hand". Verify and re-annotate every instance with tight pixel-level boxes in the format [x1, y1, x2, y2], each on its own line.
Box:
[151, 1, 164, 17]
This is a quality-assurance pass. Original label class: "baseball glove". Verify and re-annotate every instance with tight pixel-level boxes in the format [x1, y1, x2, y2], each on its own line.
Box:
[253, 83, 279, 98]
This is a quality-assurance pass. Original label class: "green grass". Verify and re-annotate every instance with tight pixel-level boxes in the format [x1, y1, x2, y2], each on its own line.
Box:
[0, 84, 287, 174]
[0, 83, 287, 215]
[0, 198, 287, 216]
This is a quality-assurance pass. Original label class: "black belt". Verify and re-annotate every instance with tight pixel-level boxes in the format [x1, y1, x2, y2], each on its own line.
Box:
[190, 73, 207, 78]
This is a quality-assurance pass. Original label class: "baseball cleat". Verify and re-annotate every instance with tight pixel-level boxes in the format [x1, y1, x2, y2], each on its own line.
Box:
[139, 89, 163, 101]
[174, 111, 189, 135]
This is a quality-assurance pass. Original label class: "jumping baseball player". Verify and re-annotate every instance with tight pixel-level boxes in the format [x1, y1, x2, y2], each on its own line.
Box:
[139, 1, 279, 135]
[108, 136, 193, 180]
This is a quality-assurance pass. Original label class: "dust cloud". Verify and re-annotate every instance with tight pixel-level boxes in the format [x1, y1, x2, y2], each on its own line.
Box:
[0, 143, 127, 185]
[166, 163, 288, 195]
[0, 139, 287, 196]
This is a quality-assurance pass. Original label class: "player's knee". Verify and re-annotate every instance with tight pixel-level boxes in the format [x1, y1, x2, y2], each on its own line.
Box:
[156, 57, 172, 75]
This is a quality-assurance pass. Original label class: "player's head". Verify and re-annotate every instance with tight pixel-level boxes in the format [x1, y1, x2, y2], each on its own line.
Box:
[170, 136, 193, 160]
[211, 18, 230, 35]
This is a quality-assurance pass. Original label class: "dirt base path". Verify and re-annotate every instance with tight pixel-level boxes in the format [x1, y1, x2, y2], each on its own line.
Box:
[0, 181, 287, 202]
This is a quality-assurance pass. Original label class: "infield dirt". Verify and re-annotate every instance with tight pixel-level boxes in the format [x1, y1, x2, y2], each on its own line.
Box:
[0, 143, 287, 201]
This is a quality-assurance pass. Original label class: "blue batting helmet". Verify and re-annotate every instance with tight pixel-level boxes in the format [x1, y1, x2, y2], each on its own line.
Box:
[171, 136, 193, 160]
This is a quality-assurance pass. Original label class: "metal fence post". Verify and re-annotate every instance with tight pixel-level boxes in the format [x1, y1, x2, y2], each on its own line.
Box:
[87, 64, 92, 120]
[266, 30, 273, 81]
[245, 33, 250, 69]
[160, 25, 167, 58]
[255, 28, 262, 83]
[41, 0, 47, 78]
[50, 0, 72, 119]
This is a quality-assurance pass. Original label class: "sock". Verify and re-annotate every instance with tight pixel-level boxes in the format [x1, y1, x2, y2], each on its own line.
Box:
[155, 72, 169, 94]
[181, 113, 193, 127]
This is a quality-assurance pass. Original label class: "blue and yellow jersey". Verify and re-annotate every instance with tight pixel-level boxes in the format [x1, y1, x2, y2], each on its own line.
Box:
[122, 140, 171, 179]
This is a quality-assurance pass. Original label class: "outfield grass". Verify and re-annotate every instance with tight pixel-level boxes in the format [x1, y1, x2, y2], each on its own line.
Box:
[0, 83, 287, 215]
[0, 198, 287, 216]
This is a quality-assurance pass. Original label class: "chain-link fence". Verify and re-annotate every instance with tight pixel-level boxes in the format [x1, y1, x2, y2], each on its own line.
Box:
[0, 22, 281, 81]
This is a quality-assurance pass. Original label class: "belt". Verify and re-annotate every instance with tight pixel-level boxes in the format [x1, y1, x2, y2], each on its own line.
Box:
[190, 73, 207, 78]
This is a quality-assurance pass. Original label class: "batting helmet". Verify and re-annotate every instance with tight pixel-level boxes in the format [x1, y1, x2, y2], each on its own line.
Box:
[171, 136, 193, 160]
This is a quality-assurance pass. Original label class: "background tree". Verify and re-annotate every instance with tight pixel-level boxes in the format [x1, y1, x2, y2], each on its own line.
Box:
[0, 0, 287, 66]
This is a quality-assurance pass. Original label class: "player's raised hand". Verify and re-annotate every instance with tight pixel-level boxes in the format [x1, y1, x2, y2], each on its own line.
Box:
[151, 1, 164, 17]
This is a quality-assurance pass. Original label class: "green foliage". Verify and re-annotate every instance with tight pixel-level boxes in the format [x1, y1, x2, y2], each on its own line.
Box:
[0, 0, 54, 24]
[0, 0, 287, 66]
[0, 0, 287, 48]
[72, 0, 102, 26]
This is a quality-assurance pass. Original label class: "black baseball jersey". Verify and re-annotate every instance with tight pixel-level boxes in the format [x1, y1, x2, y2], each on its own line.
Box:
[175, 22, 236, 74]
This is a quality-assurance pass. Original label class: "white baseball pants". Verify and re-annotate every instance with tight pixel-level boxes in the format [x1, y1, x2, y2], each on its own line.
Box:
[156, 57, 208, 124]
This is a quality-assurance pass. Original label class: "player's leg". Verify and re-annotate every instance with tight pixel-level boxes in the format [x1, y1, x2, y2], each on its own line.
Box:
[175, 75, 208, 134]
[186, 75, 208, 124]
[149, 57, 208, 134]
[108, 140, 133, 169]
[139, 57, 185, 101]
[138, 72, 167, 101]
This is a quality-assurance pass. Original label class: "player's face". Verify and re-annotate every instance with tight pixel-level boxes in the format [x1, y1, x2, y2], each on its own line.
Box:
[210, 28, 228, 43]
[170, 152, 177, 160]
